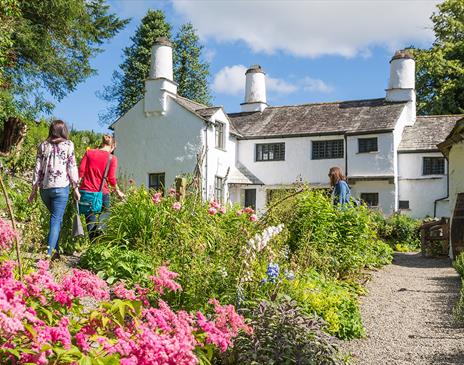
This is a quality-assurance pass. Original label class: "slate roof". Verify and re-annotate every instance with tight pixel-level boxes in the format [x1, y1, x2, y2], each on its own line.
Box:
[227, 98, 408, 139]
[228, 162, 264, 185]
[438, 117, 464, 157]
[398, 115, 464, 152]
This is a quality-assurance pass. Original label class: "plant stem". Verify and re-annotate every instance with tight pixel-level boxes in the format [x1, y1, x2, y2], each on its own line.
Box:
[0, 172, 23, 278]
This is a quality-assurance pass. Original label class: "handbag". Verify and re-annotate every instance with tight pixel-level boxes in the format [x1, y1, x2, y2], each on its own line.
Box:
[72, 201, 85, 237]
[78, 154, 113, 215]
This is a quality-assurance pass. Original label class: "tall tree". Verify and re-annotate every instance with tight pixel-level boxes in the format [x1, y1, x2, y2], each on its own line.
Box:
[415, 0, 464, 115]
[173, 23, 211, 106]
[99, 10, 171, 123]
[2, 0, 127, 121]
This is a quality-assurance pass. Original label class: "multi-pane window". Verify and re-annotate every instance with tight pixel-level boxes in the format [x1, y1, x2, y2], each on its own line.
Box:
[360, 193, 379, 207]
[215, 122, 225, 149]
[358, 137, 378, 153]
[148, 173, 165, 192]
[244, 189, 256, 210]
[255, 143, 285, 161]
[312, 140, 344, 159]
[399, 200, 410, 210]
[214, 176, 224, 203]
[423, 157, 445, 175]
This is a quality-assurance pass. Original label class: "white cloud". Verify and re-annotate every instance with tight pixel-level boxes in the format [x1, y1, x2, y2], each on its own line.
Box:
[301, 77, 333, 93]
[171, 0, 440, 58]
[204, 48, 216, 63]
[212, 65, 329, 96]
[212, 65, 247, 95]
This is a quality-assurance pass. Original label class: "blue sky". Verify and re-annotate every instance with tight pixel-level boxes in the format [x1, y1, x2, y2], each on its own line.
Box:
[51, 0, 441, 133]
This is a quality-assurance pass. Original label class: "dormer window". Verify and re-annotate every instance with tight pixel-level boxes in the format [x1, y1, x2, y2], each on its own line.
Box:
[215, 122, 225, 149]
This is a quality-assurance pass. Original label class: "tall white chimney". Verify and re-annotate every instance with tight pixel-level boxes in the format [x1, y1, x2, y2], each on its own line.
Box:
[240, 65, 268, 112]
[144, 37, 177, 116]
[386, 49, 416, 124]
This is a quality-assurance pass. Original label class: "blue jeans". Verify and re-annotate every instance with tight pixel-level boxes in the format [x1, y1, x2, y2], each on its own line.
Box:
[85, 194, 110, 240]
[40, 186, 70, 256]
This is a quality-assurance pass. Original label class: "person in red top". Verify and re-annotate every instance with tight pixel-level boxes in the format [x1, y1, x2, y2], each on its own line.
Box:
[78, 135, 125, 240]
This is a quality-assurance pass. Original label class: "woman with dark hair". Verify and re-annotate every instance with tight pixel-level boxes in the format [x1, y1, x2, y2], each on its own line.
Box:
[78, 134, 124, 240]
[328, 166, 351, 205]
[28, 120, 80, 258]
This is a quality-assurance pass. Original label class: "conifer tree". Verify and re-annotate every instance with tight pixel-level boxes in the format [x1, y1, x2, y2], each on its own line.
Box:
[173, 23, 211, 106]
[99, 10, 171, 123]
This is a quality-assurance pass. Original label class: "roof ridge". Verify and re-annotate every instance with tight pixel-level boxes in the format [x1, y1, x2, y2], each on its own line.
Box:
[176, 95, 209, 109]
[266, 97, 388, 109]
[417, 114, 464, 118]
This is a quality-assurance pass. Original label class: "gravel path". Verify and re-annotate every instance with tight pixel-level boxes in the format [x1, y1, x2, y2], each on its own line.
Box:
[341, 252, 464, 365]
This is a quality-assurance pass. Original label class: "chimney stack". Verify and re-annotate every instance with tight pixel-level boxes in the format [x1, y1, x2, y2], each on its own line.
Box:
[144, 37, 177, 116]
[386, 49, 416, 124]
[240, 65, 267, 112]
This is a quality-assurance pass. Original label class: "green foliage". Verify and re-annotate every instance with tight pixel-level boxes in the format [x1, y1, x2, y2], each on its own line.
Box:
[373, 212, 421, 251]
[268, 190, 393, 278]
[173, 23, 211, 105]
[286, 270, 364, 339]
[453, 253, 464, 322]
[99, 10, 171, 123]
[81, 187, 265, 309]
[415, 0, 464, 115]
[218, 296, 348, 365]
[1, 0, 127, 120]
[0, 0, 19, 83]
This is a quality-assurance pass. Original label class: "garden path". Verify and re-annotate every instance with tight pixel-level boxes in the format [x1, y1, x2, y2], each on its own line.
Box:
[341, 252, 464, 365]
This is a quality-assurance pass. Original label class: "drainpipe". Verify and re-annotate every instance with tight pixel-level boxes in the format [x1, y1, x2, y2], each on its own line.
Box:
[344, 134, 348, 177]
[434, 158, 449, 217]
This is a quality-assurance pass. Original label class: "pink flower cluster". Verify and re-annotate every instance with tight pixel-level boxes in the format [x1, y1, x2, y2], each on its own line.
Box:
[0, 218, 17, 251]
[237, 207, 258, 222]
[0, 261, 250, 364]
[208, 200, 227, 215]
[152, 192, 162, 204]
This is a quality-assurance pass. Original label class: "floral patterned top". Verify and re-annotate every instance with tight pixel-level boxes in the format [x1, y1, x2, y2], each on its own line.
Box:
[32, 140, 79, 189]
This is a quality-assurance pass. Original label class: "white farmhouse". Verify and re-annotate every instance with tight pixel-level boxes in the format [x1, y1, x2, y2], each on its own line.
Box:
[111, 37, 462, 218]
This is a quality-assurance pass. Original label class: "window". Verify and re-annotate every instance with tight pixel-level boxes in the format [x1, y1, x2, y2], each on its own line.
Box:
[214, 176, 224, 203]
[244, 189, 256, 210]
[312, 140, 344, 160]
[358, 137, 378, 153]
[256, 143, 285, 161]
[215, 122, 225, 149]
[399, 200, 410, 210]
[149, 173, 165, 192]
[360, 193, 379, 207]
[423, 157, 445, 175]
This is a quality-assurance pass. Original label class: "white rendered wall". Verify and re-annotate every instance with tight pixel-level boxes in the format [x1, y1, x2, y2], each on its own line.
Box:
[387, 58, 415, 90]
[346, 133, 395, 177]
[398, 152, 448, 218]
[449, 141, 464, 222]
[204, 109, 236, 202]
[350, 180, 395, 215]
[237, 135, 345, 186]
[245, 72, 266, 104]
[113, 97, 205, 190]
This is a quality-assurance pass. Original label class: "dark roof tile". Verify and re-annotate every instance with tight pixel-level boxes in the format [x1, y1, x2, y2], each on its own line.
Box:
[399, 115, 464, 152]
[228, 98, 407, 139]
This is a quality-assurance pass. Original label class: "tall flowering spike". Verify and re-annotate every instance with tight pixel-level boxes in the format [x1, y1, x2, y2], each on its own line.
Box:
[0, 218, 17, 251]
[150, 266, 182, 295]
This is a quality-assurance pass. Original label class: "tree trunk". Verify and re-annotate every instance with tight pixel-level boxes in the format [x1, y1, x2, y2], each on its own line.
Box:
[0, 117, 27, 156]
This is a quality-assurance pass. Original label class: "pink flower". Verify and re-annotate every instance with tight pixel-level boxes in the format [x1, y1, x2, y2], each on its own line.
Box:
[168, 188, 177, 197]
[236, 209, 243, 216]
[208, 207, 217, 215]
[0, 218, 17, 251]
[151, 192, 162, 204]
[172, 202, 182, 211]
[113, 282, 137, 301]
[150, 266, 181, 295]
[219, 206, 227, 214]
[210, 200, 220, 209]
[249, 214, 258, 222]
[243, 207, 254, 214]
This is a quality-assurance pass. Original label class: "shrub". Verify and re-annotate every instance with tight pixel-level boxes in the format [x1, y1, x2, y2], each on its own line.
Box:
[268, 190, 393, 278]
[286, 269, 364, 339]
[218, 296, 347, 365]
[373, 212, 421, 251]
[0, 258, 251, 365]
[453, 253, 464, 322]
[81, 188, 275, 310]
